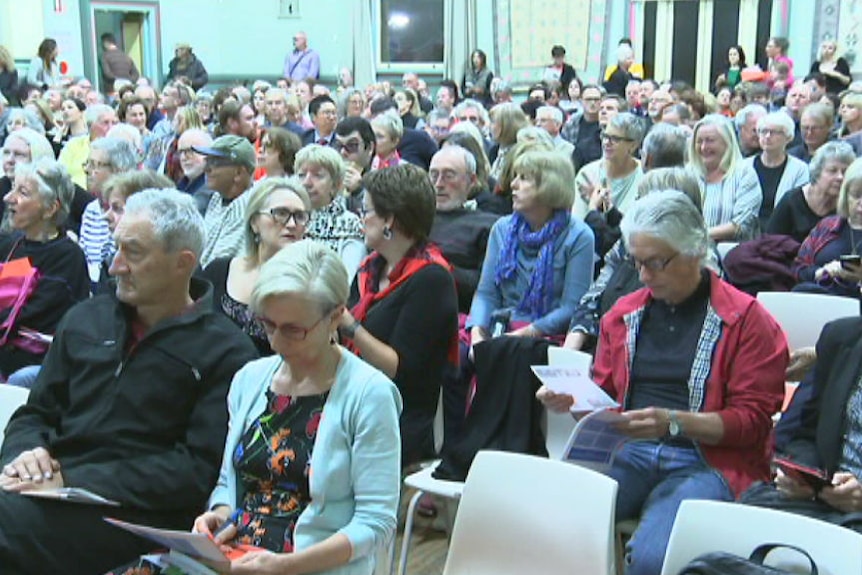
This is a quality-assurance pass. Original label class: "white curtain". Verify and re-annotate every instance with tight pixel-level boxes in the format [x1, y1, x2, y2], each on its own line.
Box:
[445, 0, 477, 84]
[352, 1, 377, 88]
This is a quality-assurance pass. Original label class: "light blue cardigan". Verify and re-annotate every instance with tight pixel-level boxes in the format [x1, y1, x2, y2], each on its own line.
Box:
[209, 349, 403, 575]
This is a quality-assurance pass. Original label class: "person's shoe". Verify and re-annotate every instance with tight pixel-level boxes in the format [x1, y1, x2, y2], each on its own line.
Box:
[416, 493, 438, 518]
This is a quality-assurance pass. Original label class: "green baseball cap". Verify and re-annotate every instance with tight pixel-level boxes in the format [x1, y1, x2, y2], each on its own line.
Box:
[192, 135, 255, 172]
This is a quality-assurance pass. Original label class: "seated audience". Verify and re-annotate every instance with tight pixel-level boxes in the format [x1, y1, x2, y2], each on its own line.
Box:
[0, 190, 258, 574]
[201, 177, 311, 356]
[334, 116, 376, 216]
[0, 158, 88, 379]
[788, 102, 835, 163]
[742, 315, 862, 533]
[539, 190, 787, 575]
[469, 150, 594, 344]
[339, 164, 458, 466]
[742, 111, 809, 231]
[688, 114, 763, 241]
[295, 144, 365, 282]
[792, 157, 862, 298]
[175, 128, 213, 212]
[193, 240, 401, 574]
[258, 126, 301, 178]
[564, 167, 702, 351]
[0, 128, 66, 224]
[370, 110, 403, 170]
[768, 141, 855, 243]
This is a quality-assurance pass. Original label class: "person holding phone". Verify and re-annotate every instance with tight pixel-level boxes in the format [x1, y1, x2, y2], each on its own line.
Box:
[792, 156, 862, 298]
[742, 315, 862, 533]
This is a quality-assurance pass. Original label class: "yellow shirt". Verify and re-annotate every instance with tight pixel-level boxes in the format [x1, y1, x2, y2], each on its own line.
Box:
[603, 62, 645, 81]
[58, 135, 90, 189]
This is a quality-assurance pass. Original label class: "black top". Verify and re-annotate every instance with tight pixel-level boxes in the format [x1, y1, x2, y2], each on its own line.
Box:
[572, 119, 602, 172]
[397, 128, 438, 171]
[767, 186, 830, 244]
[200, 256, 271, 357]
[754, 155, 788, 229]
[0, 232, 89, 374]
[429, 208, 499, 313]
[0, 69, 18, 104]
[810, 58, 852, 95]
[604, 67, 636, 97]
[348, 262, 458, 465]
[628, 271, 711, 412]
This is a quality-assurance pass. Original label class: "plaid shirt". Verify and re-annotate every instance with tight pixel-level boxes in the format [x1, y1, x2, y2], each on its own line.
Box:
[792, 215, 844, 282]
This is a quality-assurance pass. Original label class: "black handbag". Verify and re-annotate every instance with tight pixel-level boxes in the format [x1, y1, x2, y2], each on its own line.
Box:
[678, 543, 818, 575]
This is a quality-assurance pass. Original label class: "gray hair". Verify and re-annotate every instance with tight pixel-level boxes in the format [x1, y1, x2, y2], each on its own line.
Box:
[733, 103, 767, 131]
[6, 108, 45, 134]
[13, 158, 75, 228]
[454, 99, 490, 126]
[85, 104, 115, 127]
[251, 239, 349, 315]
[426, 108, 450, 125]
[90, 137, 138, 172]
[536, 105, 564, 125]
[516, 125, 555, 147]
[244, 176, 311, 257]
[609, 112, 646, 144]
[801, 102, 834, 128]
[123, 189, 205, 260]
[621, 189, 708, 260]
[757, 111, 796, 140]
[636, 167, 703, 212]
[641, 123, 688, 169]
[809, 141, 855, 184]
[371, 109, 404, 141]
[435, 144, 477, 176]
[4, 127, 54, 163]
[107, 123, 144, 159]
[617, 44, 634, 63]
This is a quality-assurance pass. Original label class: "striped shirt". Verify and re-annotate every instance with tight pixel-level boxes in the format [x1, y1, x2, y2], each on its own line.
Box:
[697, 163, 763, 241]
[201, 190, 250, 268]
[79, 199, 112, 282]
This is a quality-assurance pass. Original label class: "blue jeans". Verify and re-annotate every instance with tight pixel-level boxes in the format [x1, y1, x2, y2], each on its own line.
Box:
[609, 440, 733, 575]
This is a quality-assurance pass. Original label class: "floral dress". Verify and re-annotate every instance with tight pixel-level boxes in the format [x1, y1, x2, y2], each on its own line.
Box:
[231, 389, 327, 552]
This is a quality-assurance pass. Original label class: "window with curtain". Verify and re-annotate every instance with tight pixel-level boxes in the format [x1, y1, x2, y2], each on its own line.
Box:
[379, 0, 445, 64]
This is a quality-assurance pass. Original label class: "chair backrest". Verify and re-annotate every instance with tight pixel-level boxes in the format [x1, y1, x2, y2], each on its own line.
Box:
[443, 450, 618, 575]
[757, 291, 859, 350]
[660, 500, 862, 575]
[715, 241, 738, 263]
[0, 384, 29, 445]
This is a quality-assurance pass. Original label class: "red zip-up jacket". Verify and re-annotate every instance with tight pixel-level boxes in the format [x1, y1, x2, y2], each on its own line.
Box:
[593, 271, 788, 498]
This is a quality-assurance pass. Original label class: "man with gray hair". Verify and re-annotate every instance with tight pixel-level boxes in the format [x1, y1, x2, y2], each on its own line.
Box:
[535, 105, 575, 159]
[641, 123, 688, 170]
[176, 128, 214, 213]
[0, 189, 258, 574]
[735, 104, 768, 158]
[79, 137, 138, 287]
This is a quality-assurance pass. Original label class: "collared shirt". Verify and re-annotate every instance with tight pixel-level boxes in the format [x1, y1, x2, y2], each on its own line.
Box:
[284, 48, 320, 81]
[201, 189, 251, 268]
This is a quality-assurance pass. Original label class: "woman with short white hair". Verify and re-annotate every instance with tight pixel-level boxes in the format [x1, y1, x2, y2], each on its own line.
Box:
[194, 239, 402, 575]
[370, 110, 403, 170]
[743, 111, 809, 230]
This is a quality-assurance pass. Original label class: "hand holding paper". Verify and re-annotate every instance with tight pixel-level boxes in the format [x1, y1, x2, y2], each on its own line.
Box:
[531, 365, 619, 412]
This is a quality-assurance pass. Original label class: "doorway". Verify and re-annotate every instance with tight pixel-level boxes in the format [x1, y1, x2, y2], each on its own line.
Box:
[85, 1, 161, 92]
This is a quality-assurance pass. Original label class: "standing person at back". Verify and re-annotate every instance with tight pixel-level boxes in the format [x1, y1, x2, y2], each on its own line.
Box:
[284, 31, 320, 82]
[99, 33, 139, 96]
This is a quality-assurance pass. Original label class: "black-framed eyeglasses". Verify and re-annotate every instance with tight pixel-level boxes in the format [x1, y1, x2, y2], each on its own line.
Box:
[600, 132, 634, 144]
[257, 311, 331, 341]
[626, 252, 679, 272]
[333, 139, 362, 154]
[259, 207, 310, 226]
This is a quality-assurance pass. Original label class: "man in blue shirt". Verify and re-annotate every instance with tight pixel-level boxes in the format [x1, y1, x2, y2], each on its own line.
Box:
[284, 31, 320, 81]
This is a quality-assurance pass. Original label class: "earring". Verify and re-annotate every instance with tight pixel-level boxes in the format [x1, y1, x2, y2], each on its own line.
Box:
[382, 225, 393, 240]
[254, 232, 261, 244]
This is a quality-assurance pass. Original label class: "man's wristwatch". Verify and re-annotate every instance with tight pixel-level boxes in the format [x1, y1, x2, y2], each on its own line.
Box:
[340, 318, 360, 339]
[667, 410, 683, 438]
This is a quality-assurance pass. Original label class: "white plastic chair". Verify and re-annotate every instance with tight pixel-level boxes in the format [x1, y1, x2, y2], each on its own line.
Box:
[757, 291, 858, 350]
[715, 241, 738, 263]
[660, 500, 862, 575]
[0, 384, 29, 445]
[442, 450, 618, 575]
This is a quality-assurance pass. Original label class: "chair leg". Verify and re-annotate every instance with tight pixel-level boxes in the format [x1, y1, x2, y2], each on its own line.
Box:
[387, 532, 398, 575]
[398, 489, 424, 575]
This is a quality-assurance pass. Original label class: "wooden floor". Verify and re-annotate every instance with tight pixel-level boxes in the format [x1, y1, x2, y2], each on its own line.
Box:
[390, 490, 450, 575]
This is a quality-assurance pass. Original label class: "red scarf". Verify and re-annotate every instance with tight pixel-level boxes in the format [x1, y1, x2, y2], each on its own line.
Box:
[349, 243, 459, 366]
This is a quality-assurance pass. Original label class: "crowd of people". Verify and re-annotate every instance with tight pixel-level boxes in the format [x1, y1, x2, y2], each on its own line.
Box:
[0, 28, 859, 575]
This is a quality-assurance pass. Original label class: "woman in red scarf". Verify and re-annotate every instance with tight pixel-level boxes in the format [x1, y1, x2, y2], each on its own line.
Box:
[339, 164, 459, 466]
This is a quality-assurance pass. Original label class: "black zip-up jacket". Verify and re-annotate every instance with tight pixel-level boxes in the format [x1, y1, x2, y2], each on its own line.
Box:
[0, 278, 258, 513]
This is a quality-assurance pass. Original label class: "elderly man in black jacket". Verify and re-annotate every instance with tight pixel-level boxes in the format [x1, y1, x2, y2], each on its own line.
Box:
[0, 189, 258, 574]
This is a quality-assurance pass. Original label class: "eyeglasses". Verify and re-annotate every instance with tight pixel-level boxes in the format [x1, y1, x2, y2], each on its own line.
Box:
[333, 139, 363, 154]
[626, 252, 679, 272]
[757, 128, 785, 137]
[600, 132, 633, 144]
[428, 169, 464, 183]
[258, 311, 330, 341]
[457, 115, 480, 124]
[177, 147, 200, 157]
[82, 160, 113, 171]
[259, 207, 310, 226]
[801, 124, 827, 133]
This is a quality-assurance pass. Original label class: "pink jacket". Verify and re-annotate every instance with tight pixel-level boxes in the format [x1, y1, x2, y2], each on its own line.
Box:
[593, 272, 788, 498]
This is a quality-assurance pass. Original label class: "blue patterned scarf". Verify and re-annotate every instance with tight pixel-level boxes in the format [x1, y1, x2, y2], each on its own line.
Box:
[494, 210, 570, 319]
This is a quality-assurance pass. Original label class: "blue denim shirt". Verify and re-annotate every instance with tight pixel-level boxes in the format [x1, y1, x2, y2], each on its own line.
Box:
[468, 214, 595, 335]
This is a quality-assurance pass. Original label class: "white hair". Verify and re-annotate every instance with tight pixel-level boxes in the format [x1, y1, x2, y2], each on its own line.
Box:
[621, 189, 708, 261]
[123, 188, 205, 259]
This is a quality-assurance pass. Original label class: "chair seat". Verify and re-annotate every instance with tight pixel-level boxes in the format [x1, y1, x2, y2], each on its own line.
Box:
[403, 461, 464, 500]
